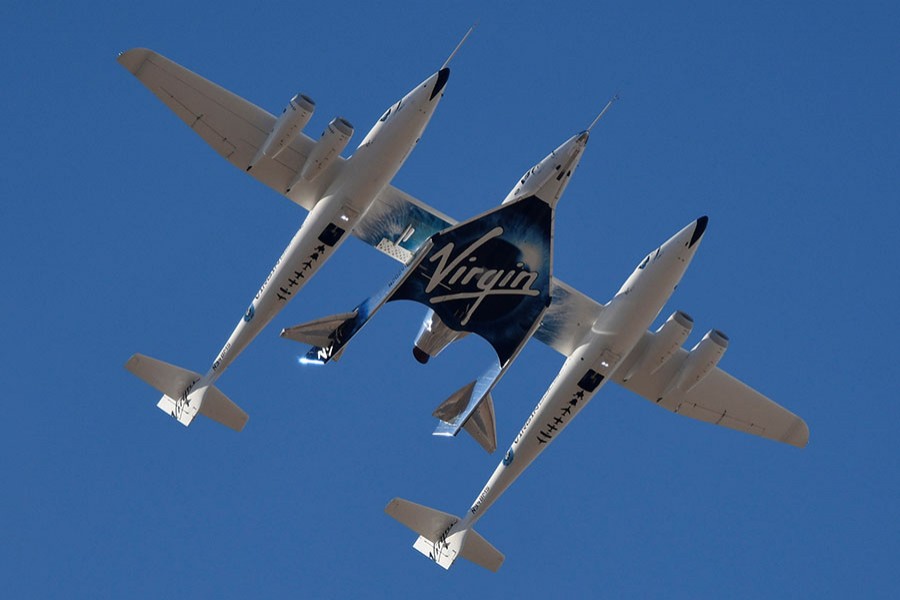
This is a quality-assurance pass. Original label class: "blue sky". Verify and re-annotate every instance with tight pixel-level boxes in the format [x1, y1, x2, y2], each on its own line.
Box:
[4, 0, 900, 597]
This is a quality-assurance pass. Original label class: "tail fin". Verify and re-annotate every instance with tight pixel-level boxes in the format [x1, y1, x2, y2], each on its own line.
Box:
[463, 394, 496, 454]
[432, 376, 498, 454]
[385, 497, 504, 572]
[124, 353, 248, 431]
[280, 311, 358, 347]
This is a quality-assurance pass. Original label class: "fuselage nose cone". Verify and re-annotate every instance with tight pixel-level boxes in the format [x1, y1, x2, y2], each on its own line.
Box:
[689, 216, 709, 248]
[430, 68, 450, 101]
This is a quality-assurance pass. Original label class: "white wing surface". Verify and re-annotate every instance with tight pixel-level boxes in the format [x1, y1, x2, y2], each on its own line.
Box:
[613, 332, 809, 447]
[117, 48, 602, 353]
[118, 48, 323, 210]
[119, 49, 806, 448]
[535, 281, 605, 357]
[118, 48, 452, 255]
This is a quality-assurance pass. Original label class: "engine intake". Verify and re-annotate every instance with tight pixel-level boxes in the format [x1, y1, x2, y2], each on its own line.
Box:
[664, 329, 729, 397]
[292, 117, 354, 186]
[623, 311, 693, 381]
[247, 93, 315, 170]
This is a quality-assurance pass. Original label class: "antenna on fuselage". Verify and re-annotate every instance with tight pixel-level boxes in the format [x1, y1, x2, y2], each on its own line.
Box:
[442, 22, 478, 69]
[587, 94, 619, 132]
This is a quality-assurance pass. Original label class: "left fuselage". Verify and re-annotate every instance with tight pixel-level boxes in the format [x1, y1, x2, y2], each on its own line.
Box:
[195, 68, 451, 398]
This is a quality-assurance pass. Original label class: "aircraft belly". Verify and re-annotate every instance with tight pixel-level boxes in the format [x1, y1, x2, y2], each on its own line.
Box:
[468, 351, 610, 525]
[209, 195, 352, 378]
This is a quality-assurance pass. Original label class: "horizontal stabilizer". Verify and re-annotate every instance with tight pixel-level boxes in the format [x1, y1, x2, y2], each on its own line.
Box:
[386, 497, 457, 541]
[197, 386, 249, 432]
[460, 527, 504, 573]
[125, 353, 198, 400]
[385, 498, 504, 572]
[125, 353, 248, 431]
[280, 311, 358, 347]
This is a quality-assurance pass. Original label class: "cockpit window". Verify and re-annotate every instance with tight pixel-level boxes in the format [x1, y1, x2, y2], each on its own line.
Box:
[638, 247, 662, 270]
[379, 99, 404, 123]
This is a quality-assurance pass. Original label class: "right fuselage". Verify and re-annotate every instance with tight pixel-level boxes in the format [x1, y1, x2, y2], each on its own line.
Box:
[456, 217, 709, 531]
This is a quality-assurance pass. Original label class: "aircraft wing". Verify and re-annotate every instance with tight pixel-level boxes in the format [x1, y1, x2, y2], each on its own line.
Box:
[353, 185, 455, 262]
[536, 281, 605, 357]
[116, 48, 598, 338]
[117, 47, 602, 343]
[612, 333, 809, 447]
[118, 48, 324, 211]
[118, 48, 456, 251]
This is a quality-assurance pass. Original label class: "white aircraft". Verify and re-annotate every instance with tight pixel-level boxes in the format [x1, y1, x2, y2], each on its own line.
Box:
[384, 211, 809, 571]
[275, 105, 808, 570]
[118, 34, 470, 430]
[281, 121, 599, 452]
[118, 42, 807, 573]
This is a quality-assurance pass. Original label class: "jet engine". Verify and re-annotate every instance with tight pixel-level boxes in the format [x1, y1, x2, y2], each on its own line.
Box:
[291, 117, 354, 186]
[247, 93, 315, 170]
[412, 310, 468, 364]
[622, 311, 694, 381]
[664, 329, 729, 397]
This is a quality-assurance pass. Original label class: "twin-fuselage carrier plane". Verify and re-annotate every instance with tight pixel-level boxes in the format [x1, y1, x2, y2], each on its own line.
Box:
[119, 39, 808, 573]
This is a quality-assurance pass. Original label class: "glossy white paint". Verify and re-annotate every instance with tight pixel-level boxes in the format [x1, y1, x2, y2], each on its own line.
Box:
[388, 216, 806, 571]
[120, 48, 450, 427]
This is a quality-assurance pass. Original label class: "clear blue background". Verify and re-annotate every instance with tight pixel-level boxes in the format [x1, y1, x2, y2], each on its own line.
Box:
[3, 1, 899, 597]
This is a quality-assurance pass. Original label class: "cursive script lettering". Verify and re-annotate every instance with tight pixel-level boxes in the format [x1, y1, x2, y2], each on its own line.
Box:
[424, 227, 540, 325]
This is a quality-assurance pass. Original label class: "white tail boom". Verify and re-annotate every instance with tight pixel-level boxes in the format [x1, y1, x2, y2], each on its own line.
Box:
[385, 497, 504, 572]
[125, 353, 248, 431]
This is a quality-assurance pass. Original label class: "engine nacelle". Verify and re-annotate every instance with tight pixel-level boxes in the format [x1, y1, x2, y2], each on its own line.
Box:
[666, 329, 729, 396]
[622, 311, 694, 381]
[247, 93, 315, 170]
[293, 117, 354, 185]
[412, 310, 469, 364]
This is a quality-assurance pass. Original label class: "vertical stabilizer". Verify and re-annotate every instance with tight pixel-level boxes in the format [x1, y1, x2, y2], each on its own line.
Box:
[432, 363, 501, 453]
[462, 393, 497, 454]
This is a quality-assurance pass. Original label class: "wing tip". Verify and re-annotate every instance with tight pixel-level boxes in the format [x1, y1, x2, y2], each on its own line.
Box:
[784, 417, 810, 448]
[117, 47, 155, 74]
